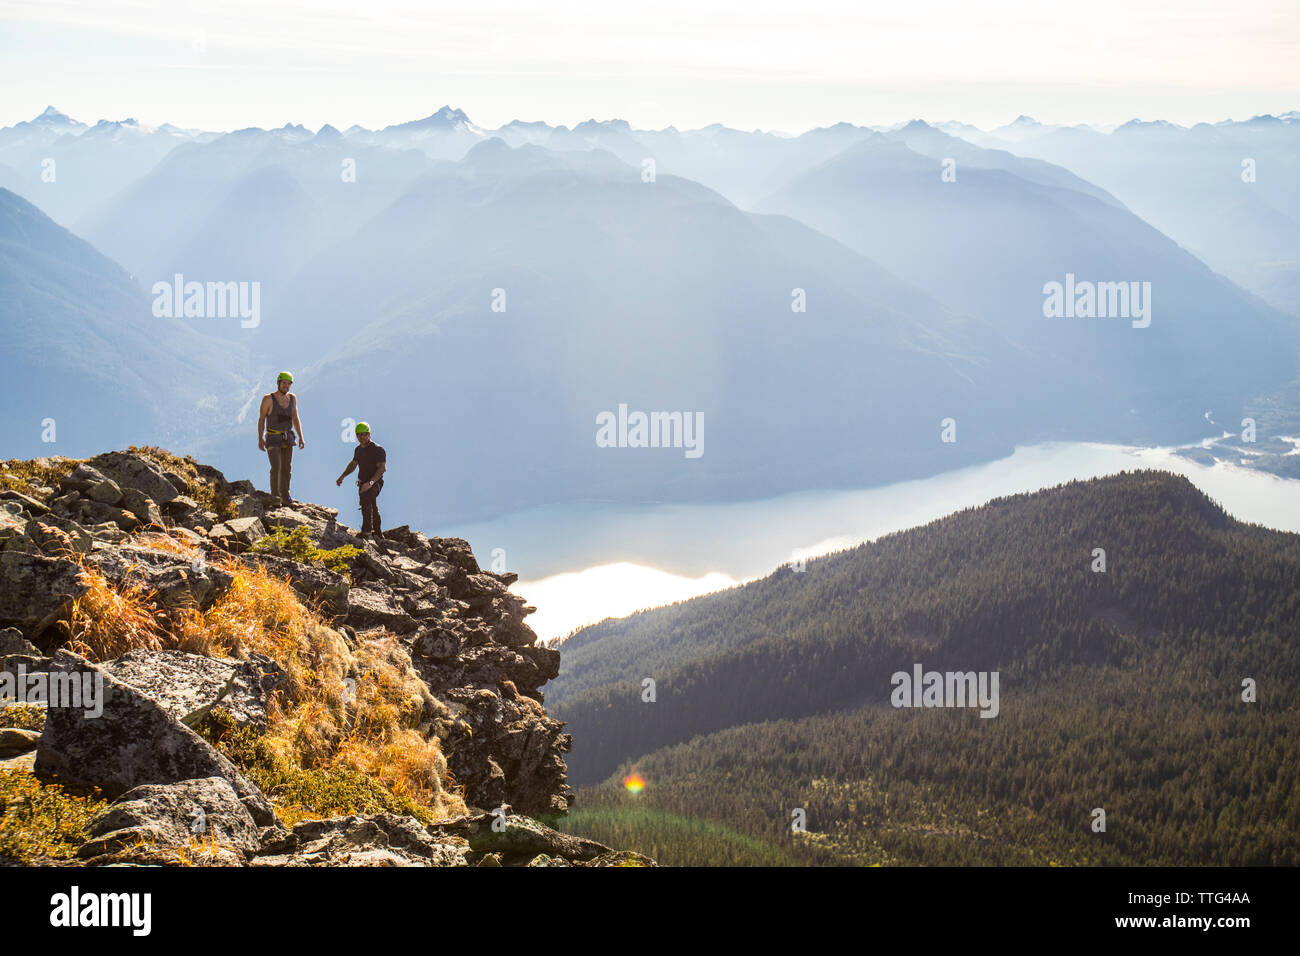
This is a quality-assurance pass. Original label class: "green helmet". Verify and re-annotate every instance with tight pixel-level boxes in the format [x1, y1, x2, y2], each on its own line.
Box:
[277, 371, 294, 383]
[354, 421, 371, 435]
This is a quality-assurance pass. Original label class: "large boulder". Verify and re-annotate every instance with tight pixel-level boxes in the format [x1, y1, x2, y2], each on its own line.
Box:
[101, 650, 238, 728]
[230, 494, 264, 519]
[119, 487, 163, 526]
[209, 516, 266, 551]
[443, 809, 611, 863]
[259, 507, 318, 532]
[76, 777, 265, 866]
[240, 553, 349, 610]
[432, 682, 574, 816]
[252, 813, 470, 867]
[161, 495, 198, 520]
[50, 493, 141, 532]
[345, 586, 413, 632]
[33, 650, 277, 826]
[0, 550, 85, 633]
[86, 545, 217, 610]
[86, 478, 123, 506]
[429, 537, 480, 574]
[247, 810, 650, 867]
[87, 452, 179, 506]
[26, 515, 94, 556]
[429, 810, 655, 867]
[0, 728, 41, 757]
[59, 463, 109, 495]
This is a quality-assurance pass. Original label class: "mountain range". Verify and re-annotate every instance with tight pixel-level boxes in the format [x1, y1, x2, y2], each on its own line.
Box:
[2, 105, 1297, 525]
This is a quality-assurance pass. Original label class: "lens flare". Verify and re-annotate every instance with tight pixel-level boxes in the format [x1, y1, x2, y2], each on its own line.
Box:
[623, 772, 646, 794]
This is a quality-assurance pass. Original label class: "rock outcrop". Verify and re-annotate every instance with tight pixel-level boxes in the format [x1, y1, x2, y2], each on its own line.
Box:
[0, 448, 639, 867]
[34, 649, 280, 827]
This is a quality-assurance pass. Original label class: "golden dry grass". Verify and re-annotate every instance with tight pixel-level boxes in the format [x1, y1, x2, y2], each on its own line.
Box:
[61, 554, 466, 822]
[65, 566, 166, 660]
[0, 457, 83, 501]
[133, 530, 198, 556]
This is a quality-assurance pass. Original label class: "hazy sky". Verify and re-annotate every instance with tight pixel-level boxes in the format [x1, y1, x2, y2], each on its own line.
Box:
[2, 0, 1297, 132]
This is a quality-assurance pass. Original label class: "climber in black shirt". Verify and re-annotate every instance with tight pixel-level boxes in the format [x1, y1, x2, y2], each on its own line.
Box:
[336, 422, 386, 538]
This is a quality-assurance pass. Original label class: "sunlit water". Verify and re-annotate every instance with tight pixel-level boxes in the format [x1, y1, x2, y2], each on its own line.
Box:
[443, 441, 1300, 641]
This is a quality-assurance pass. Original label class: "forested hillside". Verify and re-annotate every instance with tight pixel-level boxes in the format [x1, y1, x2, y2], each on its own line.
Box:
[550, 472, 1300, 865]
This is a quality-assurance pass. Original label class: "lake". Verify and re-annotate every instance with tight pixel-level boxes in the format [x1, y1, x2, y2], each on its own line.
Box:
[443, 439, 1300, 641]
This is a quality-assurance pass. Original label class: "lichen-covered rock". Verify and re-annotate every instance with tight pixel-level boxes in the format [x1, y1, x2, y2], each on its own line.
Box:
[87, 452, 178, 506]
[59, 463, 109, 495]
[27, 514, 95, 555]
[219, 654, 286, 729]
[33, 650, 277, 827]
[428, 809, 656, 867]
[86, 478, 123, 505]
[240, 552, 349, 610]
[345, 586, 412, 631]
[119, 487, 163, 525]
[0, 550, 85, 632]
[77, 776, 264, 866]
[87, 544, 216, 610]
[230, 493, 264, 518]
[161, 495, 198, 518]
[0, 510, 30, 552]
[0, 489, 49, 516]
[246, 809, 648, 867]
[209, 516, 266, 550]
[251, 813, 471, 867]
[101, 650, 238, 728]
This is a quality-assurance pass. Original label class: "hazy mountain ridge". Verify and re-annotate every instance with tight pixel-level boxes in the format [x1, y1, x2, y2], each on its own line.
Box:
[3, 105, 1297, 524]
[0, 188, 254, 451]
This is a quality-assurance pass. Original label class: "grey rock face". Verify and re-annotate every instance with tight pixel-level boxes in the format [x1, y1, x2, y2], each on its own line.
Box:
[209, 516, 266, 550]
[252, 813, 470, 867]
[0, 489, 49, 516]
[87, 452, 179, 506]
[119, 487, 163, 525]
[0, 550, 85, 632]
[101, 650, 238, 728]
[77, 776, 264, 865]
[59, 463, 109, 494]
[33, 650, 277, 826]
[86, 479, 123, 505]
[220, 654, 286, 730]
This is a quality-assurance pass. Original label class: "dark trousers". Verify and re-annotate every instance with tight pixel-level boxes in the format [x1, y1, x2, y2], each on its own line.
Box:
[359, 481, 382, 534]
[267, 443, 293, 504]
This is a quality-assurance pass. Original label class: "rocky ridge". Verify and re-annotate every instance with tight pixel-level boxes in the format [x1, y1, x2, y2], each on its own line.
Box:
[0, 449, 651, 867]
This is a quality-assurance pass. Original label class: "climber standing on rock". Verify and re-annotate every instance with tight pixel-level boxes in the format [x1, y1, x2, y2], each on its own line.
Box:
[258, 371, 306, 508]
[336, 422, 386, 539]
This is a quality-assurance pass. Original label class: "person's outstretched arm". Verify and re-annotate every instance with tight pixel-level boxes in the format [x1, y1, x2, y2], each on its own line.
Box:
[336, 458, 358, 486]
